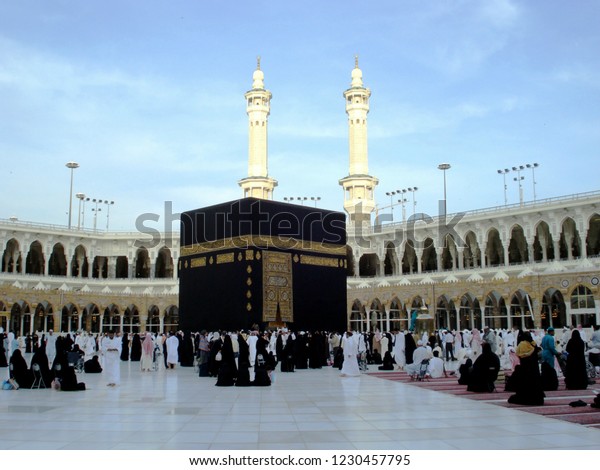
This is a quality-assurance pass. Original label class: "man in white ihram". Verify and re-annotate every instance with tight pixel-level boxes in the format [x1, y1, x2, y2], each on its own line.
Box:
[102, 330, 122, 387]
[166, 332, 179, 369]
[340, 331, 361, 377]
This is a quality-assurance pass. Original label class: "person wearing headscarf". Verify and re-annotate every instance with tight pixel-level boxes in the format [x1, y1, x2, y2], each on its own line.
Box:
[31, 346, 54, 386]
[83, 355, 103, 373]
[467, 342, 500, 393]
[404, 332, 417, 365]
[130, 333, 142, 362]
[506, 333, 544, 405]
[471, 328, 482, 358]
[457, 358, 473, 385]
[564, 329, 588, 390]
[378, 350, 396, 371]
[0, 331, 8, 368]
[252, 334, 275, 386]
[235, 334, 251, 386]
[392, 330, 405, 369]
[10, 349, 33, 388]
[140, 333, 155, 371]
[215, 335, 237, 386]
[55, 352, 86, 391]
[165, 331, 179, 369]
[120, 332, 130, 361]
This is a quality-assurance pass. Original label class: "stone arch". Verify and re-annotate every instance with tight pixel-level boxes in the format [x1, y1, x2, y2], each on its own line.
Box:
[155, 247, 174, 278]
[0, 299, 8, 331]
[421, 237, 437, 272]
[48, 243, 68, 276]
[484, 291, 508, 329]
[463, 231, 481, 268]
[123, 304, 141, 333]
[92, 256, 108, 279]
[533, 221, 554, 262]
[147, 305, 161, 333]
[359, 253, 379, 277]
[11, 300, 32, 336]
[384, 242, 398, 276]
[435, 295, 456, 331]
[350, 299, 366, 332]
[82, 303, 101, 333]
[508, 224, 529, 264]
[586, 213, 600, 257]
[485, 228, 504, 266]
[440, 234, 457, 271]
[541, 288, 566, 329]
[34, 300, 54, 332]
[70, 244, 89, 277]
[163, 305, 179, 333]
[389, 297, 406, 331]
[25, 240, 45, 274]
[559, 217, 581, 260]
[103, 304, 121, 332]
[115, 256, 129, 278]
[509, 289, 534, 330]
[61, 302, 80, 333]
[459, 293, 482, 331]
[368, 298, 385, 332]
[135, 247, 151, 278]
[401, 240, 417, 274]
[2, 238, 22, 273]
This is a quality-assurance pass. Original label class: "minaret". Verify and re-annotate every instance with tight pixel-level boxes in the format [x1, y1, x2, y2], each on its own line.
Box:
[339, 57, 378, 225]
[238, 57, 278, 199]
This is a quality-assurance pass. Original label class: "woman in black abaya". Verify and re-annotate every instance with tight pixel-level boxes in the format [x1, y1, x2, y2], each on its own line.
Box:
[507, 334, 545, 405]
[215, 335, 237, 386]
[564, 329, 588, 390]
[404, 332, 417, 366]
[120, 333, 130, 361]
[31, 346, 54, 386]
[235, 335, 251, 386]
[252, 336, 275, 386]
[467, 342, 500, 393]
[130, 333, 142, 361]
[10, 349, 33, 388]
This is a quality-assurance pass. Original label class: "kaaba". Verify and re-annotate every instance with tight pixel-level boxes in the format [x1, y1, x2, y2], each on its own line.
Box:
[178, 198, 347, 332]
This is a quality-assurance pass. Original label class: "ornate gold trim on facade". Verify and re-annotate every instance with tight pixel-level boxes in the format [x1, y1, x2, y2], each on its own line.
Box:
[262, 251, 293, 323]
[180, 236, 345, 257]
[216, 253, 235, 264]
[300, 254, 343, 268]
[190, 257, 207, 268]
[246, 250, 255, 261]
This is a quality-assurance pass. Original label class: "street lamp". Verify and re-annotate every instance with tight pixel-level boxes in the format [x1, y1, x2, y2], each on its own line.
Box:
[385, 191, 397, 220]
[104, 200, 115, 231]
[397, 195, 408, 223]
[526, 163, 540, 201]
[91, 199, 103, 232]
[310, 197, 321, 207]
[407, 187, 418, 216]
[65, 161, 79, 229]
[75, 193, 85, 230]
[497, 169, 510, 205]
[512, 165, 525, 206]
[438, 163, 451, 216]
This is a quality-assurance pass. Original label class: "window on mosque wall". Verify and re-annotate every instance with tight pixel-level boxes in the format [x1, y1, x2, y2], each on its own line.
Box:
[570, 285, 595, 309]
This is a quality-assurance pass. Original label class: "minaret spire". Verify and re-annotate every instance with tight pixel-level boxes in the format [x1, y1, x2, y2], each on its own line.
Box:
[339, 58, 379, 225]
[238, 58, 278, 199]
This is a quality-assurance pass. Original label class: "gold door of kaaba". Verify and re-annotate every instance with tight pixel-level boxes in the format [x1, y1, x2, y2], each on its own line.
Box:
[262, 251, 293, 324]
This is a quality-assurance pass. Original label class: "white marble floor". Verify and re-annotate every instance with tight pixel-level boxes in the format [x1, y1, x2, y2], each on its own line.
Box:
[1, 363, 599, 450]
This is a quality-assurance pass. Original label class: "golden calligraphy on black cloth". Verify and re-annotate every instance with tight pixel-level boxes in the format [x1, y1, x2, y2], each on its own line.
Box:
[262, 251, 293, 324]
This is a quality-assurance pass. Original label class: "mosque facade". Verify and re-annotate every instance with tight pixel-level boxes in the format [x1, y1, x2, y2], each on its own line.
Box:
[1, 61, 599, 336]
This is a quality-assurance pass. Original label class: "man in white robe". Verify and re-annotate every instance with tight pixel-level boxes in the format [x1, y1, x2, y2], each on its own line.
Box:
[340, 332, 361, 377]
[392, 330, 405, 369]
[101, 331, 122, 386]
[45, 330, 57, 366]
[166, 332, 179, 369]
[247, 331, 258, 367]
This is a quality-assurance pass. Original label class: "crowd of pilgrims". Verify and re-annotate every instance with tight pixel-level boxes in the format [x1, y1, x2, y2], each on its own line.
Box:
[2, 324, 599, 403]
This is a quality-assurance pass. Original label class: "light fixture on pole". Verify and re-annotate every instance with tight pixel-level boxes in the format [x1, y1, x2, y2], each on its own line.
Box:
[407, 187, 418, 216]
[104, 200, 115, 231]
[75, 193, 85, 230]
[497, 168, 510, 206]
[310, 196, 321, 207]
[525, 163, 539, 201]
[91, 199, 103, 232]
[437, 163, 451, 216]
[398, 194, 408, 223]
[385, 191, 397, 220]
[65, 161, 79, 229]
[512, 165, 525, 206]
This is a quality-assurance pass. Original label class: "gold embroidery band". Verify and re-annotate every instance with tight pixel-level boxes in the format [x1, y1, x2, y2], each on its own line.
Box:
[300, 255, 341, 268]
[181, 235, 345, 257]
[216, 253, 235, 264]
[190, 257, 206, 268]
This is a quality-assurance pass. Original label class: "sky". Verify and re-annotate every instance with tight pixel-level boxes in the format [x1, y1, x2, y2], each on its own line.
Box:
[1, 0, 599, 232]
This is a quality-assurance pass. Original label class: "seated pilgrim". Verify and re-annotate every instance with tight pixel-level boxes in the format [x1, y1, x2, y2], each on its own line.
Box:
[84, 355, 103, 373]
[457, 358, 473, 385]
[467, 342, 500, 393]
[427, 350, 447, 378]
[378, 351, 396, 371]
